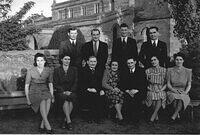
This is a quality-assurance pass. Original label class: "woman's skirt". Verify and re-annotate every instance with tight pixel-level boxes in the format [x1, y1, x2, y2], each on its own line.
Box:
[29, 84, 52, 113]
[167, 91, 190, 110]
[146, 90, 166, 108]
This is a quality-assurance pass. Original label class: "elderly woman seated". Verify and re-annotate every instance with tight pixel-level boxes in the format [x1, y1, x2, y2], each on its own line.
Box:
[166, 52, 192, 122]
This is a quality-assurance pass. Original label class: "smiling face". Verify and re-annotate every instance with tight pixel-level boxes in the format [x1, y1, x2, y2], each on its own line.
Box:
[127, 58, 136, 70]
[175, 56, 184, 67]
[151, 56, 159, 67]
[120, 26, 128, 37]
[87, 57, 97, 69]
[149, 28, 159, 40]
[36, 57, 45, 68]
[62, 56, 70, 66]
[91, 30, 100, 42]
[68, 29, 78, 40]
[111, 61, 119, 72]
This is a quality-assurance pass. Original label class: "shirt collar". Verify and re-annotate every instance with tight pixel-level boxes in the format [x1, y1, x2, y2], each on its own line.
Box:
[130, 67, 135, 73]
[121, 37, 128, 42]
[151, 39, 158, 45]
[70, 39, 76, 44]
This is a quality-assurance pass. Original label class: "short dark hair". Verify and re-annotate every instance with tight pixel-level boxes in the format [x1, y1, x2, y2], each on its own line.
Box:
[173, 52, 185, 61]
[149, 26, 159, 31]
[33, 53, 48, 67]
[91, 28, 100, 35]
[150, 55, 161, 62]
[127, 56, 137, 62]
[68, 27, 77, 33]
[120, 23, 128, 28]
[59, 54, 71, 65]
[109, 60, 119, 67]
[88, 56, 97, 61]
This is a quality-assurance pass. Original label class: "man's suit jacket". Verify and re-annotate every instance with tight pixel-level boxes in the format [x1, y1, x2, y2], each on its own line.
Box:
[80, 66, 102, 94]
[82, 40, 108, 71]
[139, 40, 168, 69]
[111, 37, 138, 69]
[120, 67, 147, 101]
[59, 39, 83, 68]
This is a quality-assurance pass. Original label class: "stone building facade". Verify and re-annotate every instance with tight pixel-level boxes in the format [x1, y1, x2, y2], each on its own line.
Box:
[31, 0, 181, 57]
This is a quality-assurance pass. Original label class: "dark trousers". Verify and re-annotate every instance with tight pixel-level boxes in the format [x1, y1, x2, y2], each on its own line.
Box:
[123, 92, 143, 122]
[81, 91, 106, 120]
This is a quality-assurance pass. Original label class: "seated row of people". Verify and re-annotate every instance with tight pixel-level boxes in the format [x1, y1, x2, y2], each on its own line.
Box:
[24, 51, 191, 133]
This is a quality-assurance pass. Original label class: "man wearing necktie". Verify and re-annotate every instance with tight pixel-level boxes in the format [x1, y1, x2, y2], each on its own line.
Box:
[111, 23, 138, 72]
[139, 26, 168, 69]
[82, 28, 108, 78]
[80, 56, 106, 123]
[120, 57, 147, 123]
[59, 27, 84, 68]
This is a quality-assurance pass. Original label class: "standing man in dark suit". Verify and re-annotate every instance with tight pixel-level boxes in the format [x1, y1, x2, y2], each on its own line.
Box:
[111, 23, 138, 71]
[120, 57, 147, 123]
[139, 26, 168, 69]
[82, 28, 108, 77]
[59, 27, 83, 68]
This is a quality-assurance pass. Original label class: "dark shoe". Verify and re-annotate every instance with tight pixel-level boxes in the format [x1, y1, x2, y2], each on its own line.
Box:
[118, 119, 125, 125]
[38, 127, 45, 133]
[66, 123, 73, 130]
[46, 129, 54, 134]
[147, 120, 155, 125]
[61, 121, 67, 129]
[168, 118, 176, 124]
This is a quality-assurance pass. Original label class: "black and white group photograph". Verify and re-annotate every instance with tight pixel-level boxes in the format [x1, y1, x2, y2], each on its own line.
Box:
[0, 0, 200, 134]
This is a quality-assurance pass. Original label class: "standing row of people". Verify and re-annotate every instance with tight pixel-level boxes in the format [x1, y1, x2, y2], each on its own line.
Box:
[24, 23, 192, 133]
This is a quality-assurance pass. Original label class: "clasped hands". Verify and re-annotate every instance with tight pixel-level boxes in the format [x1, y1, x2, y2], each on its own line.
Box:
[87, 88, 105, 96]
[125, 89, 139, 97]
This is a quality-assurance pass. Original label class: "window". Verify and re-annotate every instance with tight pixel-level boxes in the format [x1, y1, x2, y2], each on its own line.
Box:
[85, 4, 95, 16]
[73, 6, 81, 18]
[95, 3, 100, 13]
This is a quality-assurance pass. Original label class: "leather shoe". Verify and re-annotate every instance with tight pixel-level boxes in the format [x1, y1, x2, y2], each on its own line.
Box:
[46, 129, 54, 134]
[38, 127, 45, 133]
[61, 121, 67, 129]
[66, 123, 73, 130]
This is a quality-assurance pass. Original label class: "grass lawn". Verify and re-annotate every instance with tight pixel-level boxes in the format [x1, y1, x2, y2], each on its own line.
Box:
[0, 107, 200, 134]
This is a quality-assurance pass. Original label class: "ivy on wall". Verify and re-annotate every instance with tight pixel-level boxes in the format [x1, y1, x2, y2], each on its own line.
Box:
[0, 1, 40, 51]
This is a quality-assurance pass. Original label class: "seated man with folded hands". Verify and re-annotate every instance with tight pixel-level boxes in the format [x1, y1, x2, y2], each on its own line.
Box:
[120, 57, 147, 123]
[79, 56, 106, 123]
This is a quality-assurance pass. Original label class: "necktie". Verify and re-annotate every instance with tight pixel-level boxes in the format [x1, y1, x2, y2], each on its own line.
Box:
[152, 41, 156, 47]
[71, 40, 75, 46]
[123, 38, 126, 45]
[93, 41, 98, 56]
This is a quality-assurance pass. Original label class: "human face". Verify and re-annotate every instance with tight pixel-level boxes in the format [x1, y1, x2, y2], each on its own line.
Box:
[149, 28, 159, 40]
[36, 57, 45, 68]
[62, 56, 70, 66]
[127, 59, 136, 70]
[151, 56, 159, 67]
[175, 56, 184, 67]
[91, 30, 100, 42]
[111, 61, 118, 72]
[68, 30, 78, 40]
[88, 57, 97, 69]
[120, 27, 128, 37]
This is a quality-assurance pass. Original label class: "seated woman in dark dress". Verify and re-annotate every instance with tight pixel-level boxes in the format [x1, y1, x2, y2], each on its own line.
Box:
[53, 54, 78, 130]
[102, 61, 124, 122]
